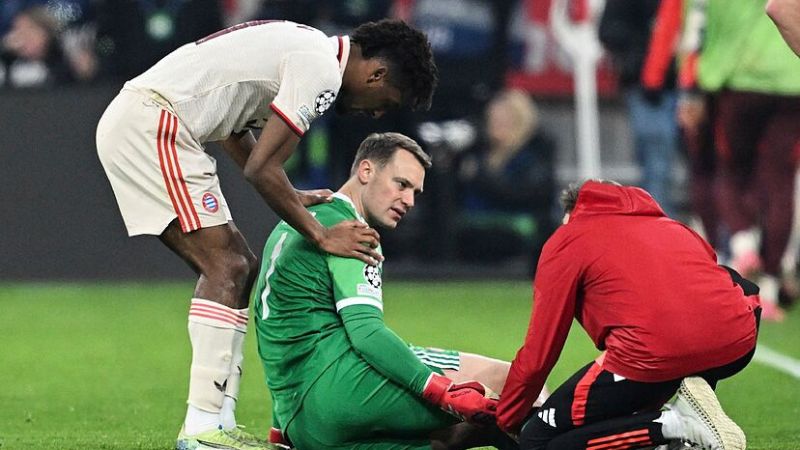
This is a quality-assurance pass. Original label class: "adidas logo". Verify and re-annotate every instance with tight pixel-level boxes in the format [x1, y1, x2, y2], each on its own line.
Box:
[538, 407, 557, 427]
[214, 378, 228, 393]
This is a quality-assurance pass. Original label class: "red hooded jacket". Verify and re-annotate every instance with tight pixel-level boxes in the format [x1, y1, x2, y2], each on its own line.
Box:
[497, 181, 759, 433]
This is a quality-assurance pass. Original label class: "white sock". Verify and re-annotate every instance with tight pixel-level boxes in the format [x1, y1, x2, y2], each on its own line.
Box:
[184, 298, 248, 435]
[655, 408, 682, 440]
[221, 315, 247, 430]
[185, 405, 221, 435]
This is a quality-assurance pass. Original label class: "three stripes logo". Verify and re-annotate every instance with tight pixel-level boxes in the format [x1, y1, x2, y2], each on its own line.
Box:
[538, 407, 557, 427]
[202, 192, 219, 213]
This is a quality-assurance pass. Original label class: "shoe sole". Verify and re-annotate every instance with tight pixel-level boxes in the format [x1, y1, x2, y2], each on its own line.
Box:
[176, 438, 242, 450]
[679, 377, 746, 450]
[176, 440, 229, 450]
[178, 441, 289, 450]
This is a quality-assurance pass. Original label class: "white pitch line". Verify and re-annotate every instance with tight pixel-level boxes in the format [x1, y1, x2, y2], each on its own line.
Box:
[753, 344, 800, 379]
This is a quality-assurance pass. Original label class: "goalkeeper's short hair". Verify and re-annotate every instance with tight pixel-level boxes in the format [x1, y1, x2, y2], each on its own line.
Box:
[350, 132, 432, 175]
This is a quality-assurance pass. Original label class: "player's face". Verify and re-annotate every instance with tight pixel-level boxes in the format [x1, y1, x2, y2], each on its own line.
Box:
[337, 66, 403, 118]
[362, 149, 425, 229]
[337, 84, 402, 118]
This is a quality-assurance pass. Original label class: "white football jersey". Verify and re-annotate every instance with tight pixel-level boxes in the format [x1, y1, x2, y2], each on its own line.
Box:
[127, 20, 348, 143]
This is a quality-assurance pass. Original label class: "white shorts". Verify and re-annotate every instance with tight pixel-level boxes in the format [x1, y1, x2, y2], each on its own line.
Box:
[97, 88, 232, 236]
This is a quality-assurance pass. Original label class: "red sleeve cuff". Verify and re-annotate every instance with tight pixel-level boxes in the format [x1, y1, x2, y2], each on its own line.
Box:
[269, 103, 304, 137]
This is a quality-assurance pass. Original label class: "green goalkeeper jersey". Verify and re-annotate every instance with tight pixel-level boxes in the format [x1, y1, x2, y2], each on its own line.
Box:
[253, 193, 435, 430]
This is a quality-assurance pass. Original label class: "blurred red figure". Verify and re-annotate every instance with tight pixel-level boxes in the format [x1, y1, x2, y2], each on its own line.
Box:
[678, 0, 800, 321]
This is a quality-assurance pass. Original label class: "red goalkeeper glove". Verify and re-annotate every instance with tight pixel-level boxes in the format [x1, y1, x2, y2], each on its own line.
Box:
[422, 373, 497, 424]
[268, 427, 291, 449]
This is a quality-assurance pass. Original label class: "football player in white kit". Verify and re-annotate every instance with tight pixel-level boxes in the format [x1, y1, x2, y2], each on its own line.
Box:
[96, 19, 437, 450]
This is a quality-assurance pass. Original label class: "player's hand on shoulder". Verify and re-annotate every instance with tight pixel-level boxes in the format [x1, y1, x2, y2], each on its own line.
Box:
[296, 188, 334, 207]
[321, 220, 383, 266]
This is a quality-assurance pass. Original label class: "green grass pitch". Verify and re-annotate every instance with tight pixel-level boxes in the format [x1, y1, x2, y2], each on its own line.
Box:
[1, 281, 798, 449]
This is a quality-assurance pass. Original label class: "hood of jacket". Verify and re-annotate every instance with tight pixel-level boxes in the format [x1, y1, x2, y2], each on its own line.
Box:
[569, 180, 665, 221]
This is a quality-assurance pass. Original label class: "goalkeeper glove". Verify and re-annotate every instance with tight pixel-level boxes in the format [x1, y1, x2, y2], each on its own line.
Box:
[268, 427, 291, 449]
[422, 373, 497, 424]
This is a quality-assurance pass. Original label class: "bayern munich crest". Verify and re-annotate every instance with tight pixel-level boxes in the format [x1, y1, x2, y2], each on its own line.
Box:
[202, 192, 219, 213]
[363, 265, 382, 289]
[314, 90, 336, 115]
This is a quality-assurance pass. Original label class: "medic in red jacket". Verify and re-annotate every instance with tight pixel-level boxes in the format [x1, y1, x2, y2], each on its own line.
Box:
[497, 180, 759, 449]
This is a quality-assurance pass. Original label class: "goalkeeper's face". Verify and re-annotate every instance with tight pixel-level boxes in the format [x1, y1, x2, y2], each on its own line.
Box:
[361, 149, 425, 229]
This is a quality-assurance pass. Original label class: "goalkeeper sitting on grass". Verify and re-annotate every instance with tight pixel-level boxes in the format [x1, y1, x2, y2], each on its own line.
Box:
[253, 132, 545, 450]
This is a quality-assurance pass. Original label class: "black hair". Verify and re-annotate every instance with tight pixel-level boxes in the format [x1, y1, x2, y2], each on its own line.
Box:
[351, 19, 438, 111]
[350, 132, 432, 175]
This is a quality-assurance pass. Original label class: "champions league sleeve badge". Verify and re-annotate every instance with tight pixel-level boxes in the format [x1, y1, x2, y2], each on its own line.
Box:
[314, 90, 336, 115]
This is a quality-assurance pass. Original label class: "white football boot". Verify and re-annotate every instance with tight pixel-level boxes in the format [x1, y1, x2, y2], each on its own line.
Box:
[671, 377, 746, 450]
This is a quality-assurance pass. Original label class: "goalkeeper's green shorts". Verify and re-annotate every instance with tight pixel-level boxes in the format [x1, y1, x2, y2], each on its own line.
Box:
[285, 347, 460, 450]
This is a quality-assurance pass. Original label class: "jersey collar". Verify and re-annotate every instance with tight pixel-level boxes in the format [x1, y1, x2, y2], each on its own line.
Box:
[331, 192, 365, 223]
[331, 35, 350, 77]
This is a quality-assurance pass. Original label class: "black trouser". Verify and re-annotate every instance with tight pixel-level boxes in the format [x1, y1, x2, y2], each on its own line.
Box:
[519, 308, 761, 450]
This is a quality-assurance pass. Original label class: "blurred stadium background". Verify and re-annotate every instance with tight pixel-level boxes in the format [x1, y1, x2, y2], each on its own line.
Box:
[1, 0, 799, 448]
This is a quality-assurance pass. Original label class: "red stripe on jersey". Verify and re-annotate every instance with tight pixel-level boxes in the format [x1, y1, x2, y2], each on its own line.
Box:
[157, 110, 189, 232]
[161, 113, 196, 232]
[571, 362, 603, 426]
[190, 311, 246, 327]
[337, 36, 343, 63]
[270, 103, 304, 137]
[190, 304, 248, 325]
[168, 114, 201, 231]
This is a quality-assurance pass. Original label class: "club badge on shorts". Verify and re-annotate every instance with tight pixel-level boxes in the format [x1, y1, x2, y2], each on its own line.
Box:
[314, 90, 336, 115]
[202, 192, 219, 213]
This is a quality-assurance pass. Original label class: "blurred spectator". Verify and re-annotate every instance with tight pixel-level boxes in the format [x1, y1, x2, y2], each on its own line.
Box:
[599, 0, 681, 217]
[675, 0, 723, 253]
[93, 0, 223, 81]
[1, 0, 45, 36]
[676, 93, 722, 250]
[679, 0, 800, 320]
[1, 6, 73, 88]
[389, 0, 515, 261]
[394, 0, 515, 120]
[1, 0, 98, 82]
[455, 89, 557, 272]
